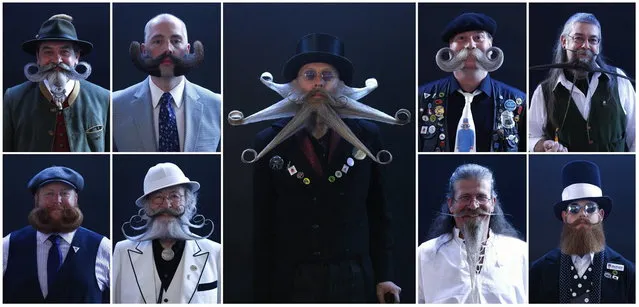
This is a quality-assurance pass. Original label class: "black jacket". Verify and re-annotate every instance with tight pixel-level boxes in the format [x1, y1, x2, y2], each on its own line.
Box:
[252, 118, 394, 302]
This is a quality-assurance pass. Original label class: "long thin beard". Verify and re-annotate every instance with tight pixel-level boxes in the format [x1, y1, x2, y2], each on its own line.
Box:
[462, 218, 488, 303]
[560, 221, 606, 255]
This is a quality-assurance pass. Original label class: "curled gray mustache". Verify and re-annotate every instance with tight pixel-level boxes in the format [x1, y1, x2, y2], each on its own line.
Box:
[435, 47, 504, 72]
[24, 61, 92, 83]
[440, 209, 502, 217]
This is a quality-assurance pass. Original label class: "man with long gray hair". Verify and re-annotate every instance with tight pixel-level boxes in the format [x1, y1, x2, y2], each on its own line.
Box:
[3, 14, 109, 152]
[417, 163, 527, 303]
[113, 162, 220, 303]
[529, 12, 635, 152]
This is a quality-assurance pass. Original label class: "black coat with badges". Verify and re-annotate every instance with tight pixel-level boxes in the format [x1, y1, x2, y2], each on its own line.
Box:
[530, 246, 635, 303]
[252, 118, 394, 302]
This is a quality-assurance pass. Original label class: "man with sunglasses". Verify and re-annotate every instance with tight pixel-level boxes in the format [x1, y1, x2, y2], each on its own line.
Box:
[529, 12, 635, 152]
[251, 33, 401, 303]
[418, 163, 526, 303]
[530, 160, 635, 303]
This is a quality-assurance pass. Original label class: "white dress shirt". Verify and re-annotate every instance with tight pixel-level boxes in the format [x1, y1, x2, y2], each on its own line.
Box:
[418, 229, 528, 304]
[529, 66, 636, 151]
[571, 253, 595, 277]
[149, 76, 186, 151]
[3, 230, 111, 298]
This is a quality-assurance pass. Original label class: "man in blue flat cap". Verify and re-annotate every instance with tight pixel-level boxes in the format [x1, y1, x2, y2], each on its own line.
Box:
[418, 12, 526, 152]
[530, 160, 635, 303]
[3, 166, 110, 303]
[3, 14, 110, 152]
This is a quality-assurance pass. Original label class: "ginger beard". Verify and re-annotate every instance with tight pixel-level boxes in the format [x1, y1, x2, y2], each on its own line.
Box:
[560, 216, 606, 255]
[28, 199, 84, 234]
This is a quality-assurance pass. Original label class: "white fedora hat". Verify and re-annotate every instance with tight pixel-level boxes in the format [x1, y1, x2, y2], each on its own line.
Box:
[135, 162, 200, 207]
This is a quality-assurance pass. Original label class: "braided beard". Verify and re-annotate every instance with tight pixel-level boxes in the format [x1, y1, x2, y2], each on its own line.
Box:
[461, 217, 489, 303]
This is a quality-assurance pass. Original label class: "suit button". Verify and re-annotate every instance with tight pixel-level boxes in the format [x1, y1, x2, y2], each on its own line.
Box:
[311, 224, 320, 230]
[48, 130, 54, 136]
[164, 298, 168, 302]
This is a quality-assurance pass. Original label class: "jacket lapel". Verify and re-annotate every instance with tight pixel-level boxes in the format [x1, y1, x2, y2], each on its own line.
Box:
[131, 78, 157, 151]
[183, 80, 202, 152]
[126, 241, 156, 304]
[182, 240, 209, 303]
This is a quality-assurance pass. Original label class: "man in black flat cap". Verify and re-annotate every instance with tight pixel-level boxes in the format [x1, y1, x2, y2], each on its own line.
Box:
[251, 33, 401, 303]
[3, 14, 109, 152]
[418, 12, 526, 152]
[3, 166, 110, 303]
[530, 160, 635, 303]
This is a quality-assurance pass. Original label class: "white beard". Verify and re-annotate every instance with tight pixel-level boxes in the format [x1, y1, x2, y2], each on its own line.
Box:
[127, 215, 204, 242]
[462, 218, 489, 303]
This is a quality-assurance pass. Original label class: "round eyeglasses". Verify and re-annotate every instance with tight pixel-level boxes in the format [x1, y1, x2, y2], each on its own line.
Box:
[300, 69, 337, 82]
[566, 34, 601, 46]
[566, 201, 599, 215]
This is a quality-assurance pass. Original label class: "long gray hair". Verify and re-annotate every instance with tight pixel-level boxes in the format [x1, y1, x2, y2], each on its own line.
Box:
[542, 13, 618, 138]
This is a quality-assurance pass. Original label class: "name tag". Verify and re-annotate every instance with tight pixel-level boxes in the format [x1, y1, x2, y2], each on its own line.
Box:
[607, 262, 625, 271]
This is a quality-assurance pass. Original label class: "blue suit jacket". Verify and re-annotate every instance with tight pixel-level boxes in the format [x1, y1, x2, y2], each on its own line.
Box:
[530, 246, 635, 303]
[112, 77, 220, 152]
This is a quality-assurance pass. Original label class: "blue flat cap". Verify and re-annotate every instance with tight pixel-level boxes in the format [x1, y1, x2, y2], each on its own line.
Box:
[441, 12, 497, 43]
[27, 166, 84, 194]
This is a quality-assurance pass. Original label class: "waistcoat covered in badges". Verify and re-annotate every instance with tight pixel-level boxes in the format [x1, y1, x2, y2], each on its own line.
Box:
[543, 75, 625, 151]
[418, 77, 524, 152]
[4, 226, 104, 303]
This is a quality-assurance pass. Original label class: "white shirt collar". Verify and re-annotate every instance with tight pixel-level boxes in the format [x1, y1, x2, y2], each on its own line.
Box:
[36, 229, 76, 245]
[43, 79, 75, 97]
[571, 253, 595, 265]
[553, 62, 609, 91]
[149, 76, 186, 109]
[452, 227, 494, 245]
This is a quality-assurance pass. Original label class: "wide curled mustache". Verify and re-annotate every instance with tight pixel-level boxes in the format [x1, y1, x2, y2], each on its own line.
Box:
[28, 205, 84, 234]
[121, 207, 214, 241]
[24, 62, 92, 83]
[435, 46, 504, 72]
[129, 40, 204, 77]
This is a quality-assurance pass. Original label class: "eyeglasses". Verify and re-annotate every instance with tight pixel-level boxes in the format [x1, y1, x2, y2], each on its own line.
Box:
[299, 69, 337, 82]
[150, 192, 184, 205]
[566, 34, 601, 46]
[566, 201, 599, 215]
[455, 194, 491, 205]
[42, 191, 73, 200]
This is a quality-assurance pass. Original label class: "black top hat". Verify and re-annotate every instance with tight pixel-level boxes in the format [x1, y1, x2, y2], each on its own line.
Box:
[553, 160, 612, 221]
[441, 12, 497, 43]
[282, 33, 354, 85]
[22, 14, 93, 56]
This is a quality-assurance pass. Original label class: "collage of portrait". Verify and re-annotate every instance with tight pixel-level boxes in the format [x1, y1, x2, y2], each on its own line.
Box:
[1, 1, 635, 304]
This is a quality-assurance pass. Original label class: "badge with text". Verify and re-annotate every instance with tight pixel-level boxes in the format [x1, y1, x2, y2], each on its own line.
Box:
[607, 263, 625, 271]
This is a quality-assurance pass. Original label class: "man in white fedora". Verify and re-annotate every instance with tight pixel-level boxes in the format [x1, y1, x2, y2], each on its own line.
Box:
[113, 162, 221, 303]
[530, 160, 635, 303]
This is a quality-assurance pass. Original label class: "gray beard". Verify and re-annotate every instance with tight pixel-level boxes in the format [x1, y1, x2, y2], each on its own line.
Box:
[462, 218, 489, 303]
[127, 215, 204, 242]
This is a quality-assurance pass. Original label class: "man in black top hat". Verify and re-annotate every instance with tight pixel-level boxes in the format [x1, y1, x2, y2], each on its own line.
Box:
[3, 166, 110, 303]
[530, 160, 635, 303]
[418, 12, 526, 152]
[248, 33, 402, 303]
[3, 14, 109, 152]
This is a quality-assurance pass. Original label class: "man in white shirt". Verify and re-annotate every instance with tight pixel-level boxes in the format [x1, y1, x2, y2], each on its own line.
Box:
[3, 166, 111, 303]
[529, 12, 635, 152]
[530, 160, 635, 303]
[418, 163, 527, 303]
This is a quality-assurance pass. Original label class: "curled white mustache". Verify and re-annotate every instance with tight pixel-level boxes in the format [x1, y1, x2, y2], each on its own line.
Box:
[24, 62, 92, 83]
[435, 47, 504, 72]
[122, 208, 214, 241]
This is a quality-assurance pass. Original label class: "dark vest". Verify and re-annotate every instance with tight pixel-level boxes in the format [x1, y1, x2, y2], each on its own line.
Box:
[543, 74, 625, 151]
[3, 226, 104, 303]
[419, 77, 524, 152]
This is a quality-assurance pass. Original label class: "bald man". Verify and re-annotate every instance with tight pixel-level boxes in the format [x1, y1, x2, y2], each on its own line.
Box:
[113, 13, 221, 152]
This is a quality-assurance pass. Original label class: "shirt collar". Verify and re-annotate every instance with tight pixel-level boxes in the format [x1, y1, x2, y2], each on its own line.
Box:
[43, 79, 75, 97]
[571, 253, 595, 265]
[553, 62, 607, 91]
[37, 229, 76, 245]
[449, 74, 493, 97]
[452, 227, 495, 245]
[149, 76, 186, 109]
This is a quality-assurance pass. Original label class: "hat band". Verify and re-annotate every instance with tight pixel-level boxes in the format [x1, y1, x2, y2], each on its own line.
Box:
[562, 183, 602, 201]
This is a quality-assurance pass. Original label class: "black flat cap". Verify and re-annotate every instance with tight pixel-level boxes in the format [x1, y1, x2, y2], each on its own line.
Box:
[441, 13, 497, 43]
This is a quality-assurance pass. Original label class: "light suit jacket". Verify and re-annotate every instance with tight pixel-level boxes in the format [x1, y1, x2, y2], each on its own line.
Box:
[113, 239, 221, 304]
[112, 77, 221, 152]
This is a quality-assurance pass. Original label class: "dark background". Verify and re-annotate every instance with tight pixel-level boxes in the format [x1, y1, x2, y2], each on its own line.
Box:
[529, 155, 635, 263]
[112, 3, 220, 92]
[111, 155, 221, 245]
[418, 3, 527, 92]
[2, 3, 110, 93]
[3, 155, 110, 238]
[418, 154, 527, 244]
[529, 3, 636, 97]
[223, 3, 416, 303]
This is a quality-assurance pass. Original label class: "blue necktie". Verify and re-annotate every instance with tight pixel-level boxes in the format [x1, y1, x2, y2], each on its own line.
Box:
[159, 92, 180, 152]
[47, 235, 62, 291]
